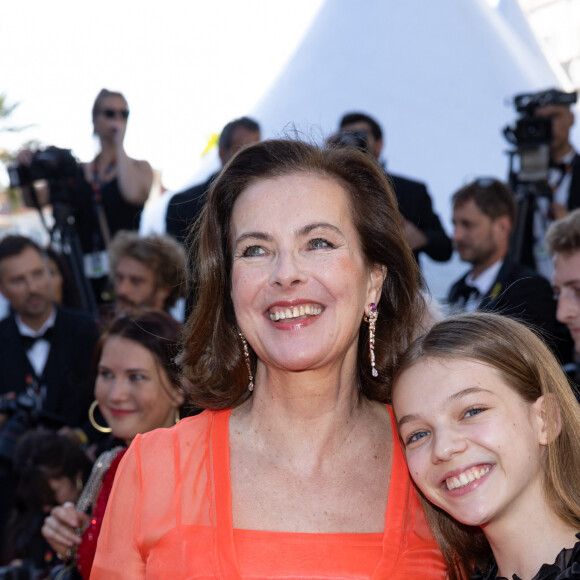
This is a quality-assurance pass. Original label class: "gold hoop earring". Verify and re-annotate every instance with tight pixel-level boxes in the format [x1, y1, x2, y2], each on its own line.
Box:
[88, 400, 112, 433]
[239, 333, 254, 391]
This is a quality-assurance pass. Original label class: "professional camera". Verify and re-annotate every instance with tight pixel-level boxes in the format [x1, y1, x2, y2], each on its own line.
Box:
[328, 130, 370, 151]
[503, 88, 577, 182]
[8, 146, 78, 206]
[0, 392, 65, 463]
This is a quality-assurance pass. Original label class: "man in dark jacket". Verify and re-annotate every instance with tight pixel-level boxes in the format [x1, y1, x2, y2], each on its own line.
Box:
[166, 116, 261, 245]
[338, 112, 452, 267]
[0, 234, 99, 542]
[447, 178, 572, 362]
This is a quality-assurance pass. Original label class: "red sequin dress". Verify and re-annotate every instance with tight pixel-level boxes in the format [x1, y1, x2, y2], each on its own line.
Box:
[76, 448, 126, 580]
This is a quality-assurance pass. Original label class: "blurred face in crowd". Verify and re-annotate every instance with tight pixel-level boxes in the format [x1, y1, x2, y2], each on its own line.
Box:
[553, 250, 580, 353]
[47, 257, 64, 305]
[113, 257, 169, 313]
[95, 335, 183, 445]
[534, 104, 574, 159]
[0, 247, 53, 328]
[340, 121, 383, 159]
[93, 94, 130, 144]
[452, 200, 509, 276]
[220, 126, 261, 165]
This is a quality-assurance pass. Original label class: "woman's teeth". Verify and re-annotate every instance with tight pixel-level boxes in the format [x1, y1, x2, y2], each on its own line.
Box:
[445, 466, 490, 491]
[269, 305, 322, 321]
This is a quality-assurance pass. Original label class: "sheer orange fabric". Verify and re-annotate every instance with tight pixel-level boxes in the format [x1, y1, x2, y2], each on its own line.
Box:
[91, 407, 446, 579]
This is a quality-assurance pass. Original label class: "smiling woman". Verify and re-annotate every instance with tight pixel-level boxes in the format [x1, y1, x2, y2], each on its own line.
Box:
[41, 310, 184, 580]
[392, 312, 580, 580]
[90, 139, 446, 579]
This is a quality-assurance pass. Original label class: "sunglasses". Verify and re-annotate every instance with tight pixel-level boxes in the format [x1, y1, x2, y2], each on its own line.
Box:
[101, 108, 130, 120]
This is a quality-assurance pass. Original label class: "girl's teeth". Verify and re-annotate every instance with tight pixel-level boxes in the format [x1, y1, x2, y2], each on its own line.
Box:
[445, 466, 490, 491]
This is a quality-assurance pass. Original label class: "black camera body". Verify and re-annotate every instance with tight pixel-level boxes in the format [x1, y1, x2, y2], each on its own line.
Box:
[8, 146, 78, 206]
[0, 392, 65, 463]
[328, 130, 370, 151]
[503, 89, 577, 182]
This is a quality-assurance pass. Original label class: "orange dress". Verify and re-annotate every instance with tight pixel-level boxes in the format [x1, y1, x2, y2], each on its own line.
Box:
[90, 407, 446, 579]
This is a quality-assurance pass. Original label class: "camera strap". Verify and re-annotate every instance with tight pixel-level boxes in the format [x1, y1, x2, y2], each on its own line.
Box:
[91, 159, 114, 248]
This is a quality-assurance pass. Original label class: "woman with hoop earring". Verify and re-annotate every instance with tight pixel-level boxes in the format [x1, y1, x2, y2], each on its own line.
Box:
[41, 310, 184, 580]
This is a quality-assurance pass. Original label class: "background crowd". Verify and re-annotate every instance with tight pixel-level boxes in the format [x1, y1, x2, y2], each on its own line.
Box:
[0, 86, 578, 578]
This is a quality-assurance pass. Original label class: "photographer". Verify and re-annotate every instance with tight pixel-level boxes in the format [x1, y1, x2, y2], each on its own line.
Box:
[334, 111, 452, 269]
[0, 235, 99, 546]
[507, 88, 579, 278]
[15, 89, 153, 305]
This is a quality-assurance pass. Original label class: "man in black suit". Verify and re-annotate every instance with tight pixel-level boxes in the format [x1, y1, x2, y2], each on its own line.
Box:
[0, 235, 99, 541]
[0, 235, 99, 428]
[447, 178, 572, 361]
[166, 116, 261, 245]
[338, 112, 452, 266]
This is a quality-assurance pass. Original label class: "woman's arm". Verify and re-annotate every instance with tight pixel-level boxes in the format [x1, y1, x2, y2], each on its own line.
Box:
[112, 124, 153, 205]
[116, 153, 153, 206]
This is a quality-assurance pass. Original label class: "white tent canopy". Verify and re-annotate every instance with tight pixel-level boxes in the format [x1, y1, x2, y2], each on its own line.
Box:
[252, 0, 566, 297]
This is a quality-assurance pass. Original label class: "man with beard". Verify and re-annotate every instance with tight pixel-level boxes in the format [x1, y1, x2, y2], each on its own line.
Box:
[447, 178, 572, 360]
[0, 235, 99, 540]
[0, 235, 98, 427]
[107, 230, 186, 316]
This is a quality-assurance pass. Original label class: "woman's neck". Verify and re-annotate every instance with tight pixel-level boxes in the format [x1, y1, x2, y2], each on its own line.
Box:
[232, 364, 381, 463]
[485, 500, 578, 580]
[95, 144, 116, 165]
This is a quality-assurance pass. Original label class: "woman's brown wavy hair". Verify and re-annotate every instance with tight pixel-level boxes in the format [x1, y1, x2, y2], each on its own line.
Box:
[180, 138, 425, 409]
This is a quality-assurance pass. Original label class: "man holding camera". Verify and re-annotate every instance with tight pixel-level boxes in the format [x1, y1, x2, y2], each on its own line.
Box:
[0, 235, 99, 430]
[336, 112, 452, 268]
[0, 235, 99, 542]
[517, 89, 579, 278]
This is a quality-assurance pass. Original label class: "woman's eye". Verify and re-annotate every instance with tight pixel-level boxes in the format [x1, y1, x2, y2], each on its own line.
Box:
[242, 245, 265, 257]
[98, 370, 113, 380]
[309, 238, 334, 250]
[406, 430, 429, 445]
[129, 373, 146, 382]
[464, 407, 486, 418]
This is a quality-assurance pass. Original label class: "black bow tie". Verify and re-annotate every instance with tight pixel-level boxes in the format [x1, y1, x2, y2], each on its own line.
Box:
[20, 327, 54, 351]
[549, 159, 570, 173]
[456, 280, 480, 303]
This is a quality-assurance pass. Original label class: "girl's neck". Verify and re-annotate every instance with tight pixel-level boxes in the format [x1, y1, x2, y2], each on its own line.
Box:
[486, 507, 578, 580]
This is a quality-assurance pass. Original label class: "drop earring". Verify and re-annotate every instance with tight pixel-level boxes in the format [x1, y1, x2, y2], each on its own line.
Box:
[239, 333, 255, 391]
[365, 303, 378, 377]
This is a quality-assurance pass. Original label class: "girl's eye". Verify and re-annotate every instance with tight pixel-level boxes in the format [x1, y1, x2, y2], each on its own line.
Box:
[464, 406, 486, 418]
[406, 430, 429, 445]
[309, 238, 334, 250]
[129, 373, 146, 382]
[242, 245, 265, 257]
[98, 370, 113, 380]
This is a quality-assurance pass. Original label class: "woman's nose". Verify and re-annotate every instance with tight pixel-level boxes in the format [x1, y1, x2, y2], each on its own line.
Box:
[107, 379, 128, 402]
[270, 250, 305, 288]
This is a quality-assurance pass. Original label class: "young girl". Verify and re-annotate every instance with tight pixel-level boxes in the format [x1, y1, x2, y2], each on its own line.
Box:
[391, 312, 580, 580]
